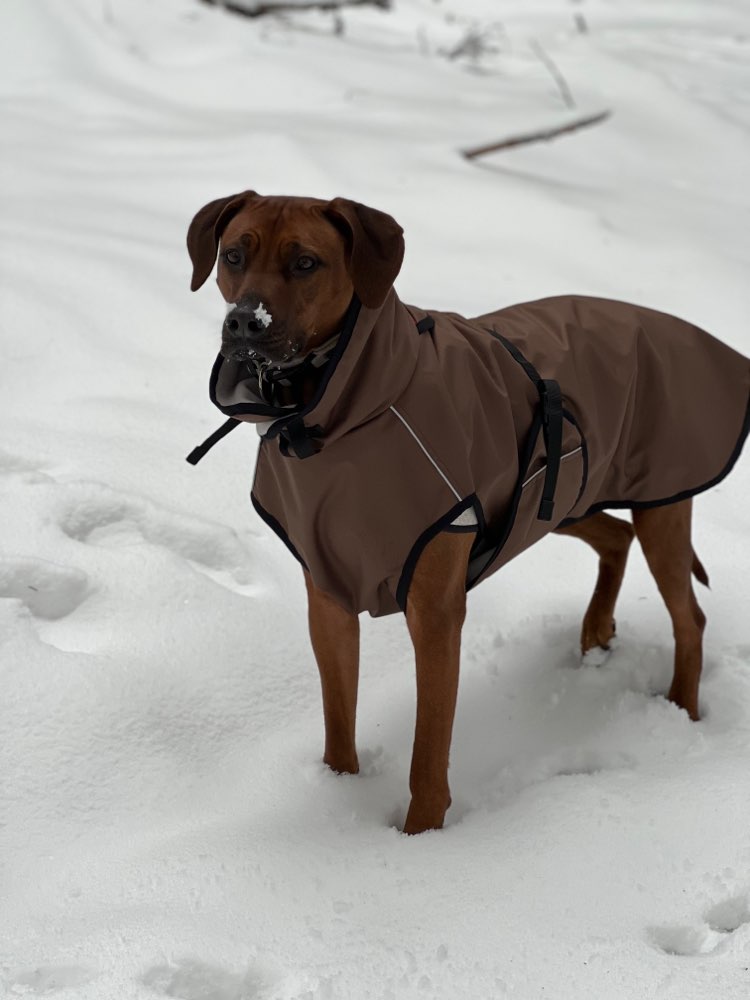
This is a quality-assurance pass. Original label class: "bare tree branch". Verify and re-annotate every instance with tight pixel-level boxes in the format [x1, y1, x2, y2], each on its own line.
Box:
[529, 39, 575, 109]
[198, 0, 389, 18]
[461, 110, 611, 160]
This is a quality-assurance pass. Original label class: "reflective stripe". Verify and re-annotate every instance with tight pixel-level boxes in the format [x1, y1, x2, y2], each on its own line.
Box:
[521, 446, 582, 489]
[390, 406, 462, 501]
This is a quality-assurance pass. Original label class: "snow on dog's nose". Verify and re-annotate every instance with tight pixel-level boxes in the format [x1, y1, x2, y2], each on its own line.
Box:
[222, 299, 275, 360]
[224, 301, 273, 337]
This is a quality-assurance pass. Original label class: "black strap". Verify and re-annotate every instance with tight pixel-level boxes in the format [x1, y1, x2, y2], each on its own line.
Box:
[537, 379, 562, 521]
[278, 417, 321, 459]
[491, 331, 541, 384]
[416, 315, 435, 334]
[186, 417, 240, 465]
[487, 330, 563, 522]
[258, 354, 317, 406]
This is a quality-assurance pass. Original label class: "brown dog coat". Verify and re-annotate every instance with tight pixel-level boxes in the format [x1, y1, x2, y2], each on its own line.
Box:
[194, 290, 750, 617]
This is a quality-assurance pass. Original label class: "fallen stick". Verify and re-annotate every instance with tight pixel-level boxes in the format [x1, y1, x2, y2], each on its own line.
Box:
[529, 38, 575, 109]
[198, 0, 389, 17]
[462, 110, 611, 160]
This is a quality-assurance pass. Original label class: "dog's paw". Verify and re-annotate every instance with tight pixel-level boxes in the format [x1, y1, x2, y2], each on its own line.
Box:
[580, 637, 618, 668]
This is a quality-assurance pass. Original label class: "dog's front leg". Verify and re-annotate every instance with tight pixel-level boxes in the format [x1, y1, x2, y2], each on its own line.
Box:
[304, 570, 360, 775]
[403, 531, 474, 835]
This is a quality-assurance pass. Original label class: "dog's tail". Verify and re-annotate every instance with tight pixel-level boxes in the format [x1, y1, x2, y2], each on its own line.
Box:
[692, 551, 710, 588]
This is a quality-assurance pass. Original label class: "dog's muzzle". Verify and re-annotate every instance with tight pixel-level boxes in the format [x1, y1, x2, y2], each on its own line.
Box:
[222, 298, 275, 360]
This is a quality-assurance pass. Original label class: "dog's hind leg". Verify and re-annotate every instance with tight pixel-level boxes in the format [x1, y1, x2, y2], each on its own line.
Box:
[556, 512, 635, 658]
[304, 570, 360, 775]
[632, 499, 706, 721]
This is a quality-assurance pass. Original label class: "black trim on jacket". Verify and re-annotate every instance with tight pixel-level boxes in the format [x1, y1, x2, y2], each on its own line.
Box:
[466, 410, 543, 588]
[559, 396, 750, 526]
[396, 495, 481, 613]
[250, 487, 308, 570]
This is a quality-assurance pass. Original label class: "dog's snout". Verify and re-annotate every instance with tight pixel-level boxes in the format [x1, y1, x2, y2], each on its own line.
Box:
[221, 298, 278, 361]
[224, 305, 267, 339]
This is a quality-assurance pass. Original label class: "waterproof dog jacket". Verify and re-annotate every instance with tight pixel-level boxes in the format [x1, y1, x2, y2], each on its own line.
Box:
[193, 291, 750, 617]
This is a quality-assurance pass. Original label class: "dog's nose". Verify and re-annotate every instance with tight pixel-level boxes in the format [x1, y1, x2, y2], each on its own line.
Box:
[224, 304, 268, 339]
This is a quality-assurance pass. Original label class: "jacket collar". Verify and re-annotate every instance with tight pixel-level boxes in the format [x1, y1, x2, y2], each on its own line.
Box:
[210, 289, 422, 451]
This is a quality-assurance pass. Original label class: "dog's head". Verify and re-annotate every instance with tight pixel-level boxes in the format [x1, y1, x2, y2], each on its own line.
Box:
[187, 192, 404, 363]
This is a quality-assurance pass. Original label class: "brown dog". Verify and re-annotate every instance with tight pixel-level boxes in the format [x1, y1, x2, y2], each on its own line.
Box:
[187, 193, 745, 835]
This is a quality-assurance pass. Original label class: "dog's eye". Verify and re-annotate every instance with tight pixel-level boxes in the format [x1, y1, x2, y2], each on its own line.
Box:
[295, 255, 318, 273]
[224, 249, 242, 267]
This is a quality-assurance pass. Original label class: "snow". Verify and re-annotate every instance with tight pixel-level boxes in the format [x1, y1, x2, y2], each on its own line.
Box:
[253, 304, 273, 329]
[1, 1, 749, 998]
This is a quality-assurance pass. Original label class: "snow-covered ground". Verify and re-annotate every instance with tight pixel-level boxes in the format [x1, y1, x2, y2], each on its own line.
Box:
[1, 1, 749, 997]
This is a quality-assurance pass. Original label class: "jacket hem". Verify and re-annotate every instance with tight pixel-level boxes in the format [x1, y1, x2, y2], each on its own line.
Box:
[558, 394, 750, 527]
[395, 495, 482, 613]
[250, 491, 308, 570]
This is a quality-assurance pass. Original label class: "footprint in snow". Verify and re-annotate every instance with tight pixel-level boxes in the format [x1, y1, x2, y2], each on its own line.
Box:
[705, 895, 750, 934]
[7, 964, 96, 994]
[57, 483, 261, 596]
[552, 747, 635, 778]
[0, 555, 89, 620]
[649, 894, 750, 956]
[0, 448, 47, 476]
[141, 957, 268, 1000]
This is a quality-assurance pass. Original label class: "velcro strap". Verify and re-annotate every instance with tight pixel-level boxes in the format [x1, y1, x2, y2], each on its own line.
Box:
[481, 327, 566, 522]
[537, 379, 563, 521]
[186, 417, 240, 465]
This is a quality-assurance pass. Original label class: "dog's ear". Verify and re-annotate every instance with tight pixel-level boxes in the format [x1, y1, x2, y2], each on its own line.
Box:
[187, 190, 258, 291]
[323, 198, 404, 308]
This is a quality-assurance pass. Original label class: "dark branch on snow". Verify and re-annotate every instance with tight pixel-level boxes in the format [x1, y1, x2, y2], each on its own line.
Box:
[529, 39, 576, 110]
[198, 0, 390, 17]
[462, 110, 611, 160]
